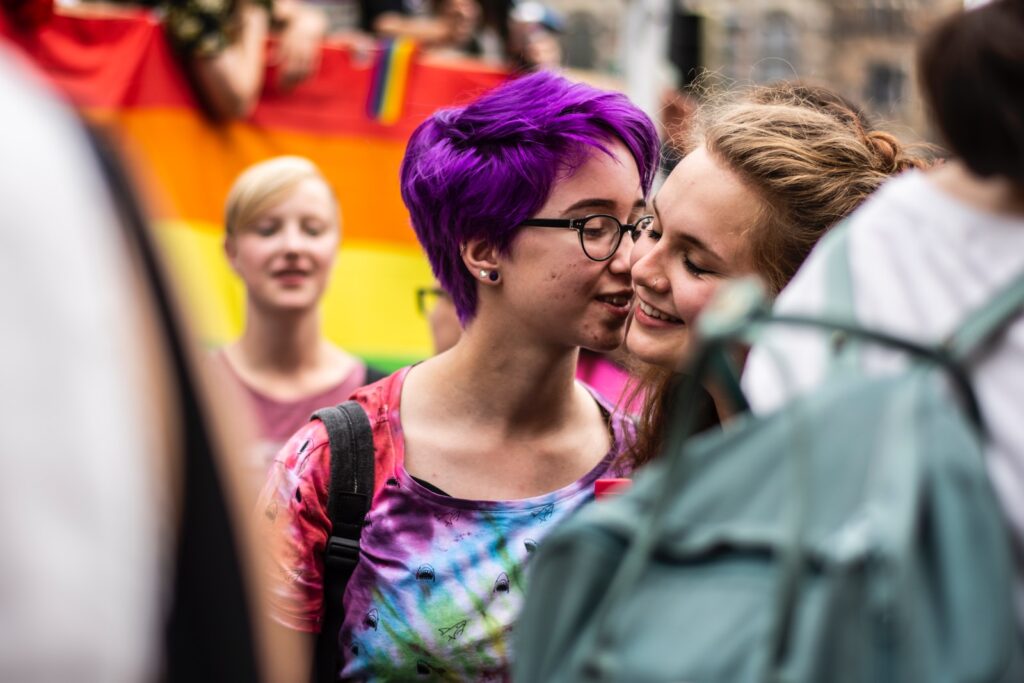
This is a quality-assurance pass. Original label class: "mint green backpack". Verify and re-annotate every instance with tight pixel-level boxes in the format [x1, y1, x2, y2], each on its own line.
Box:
[514, 231, 1024, 683]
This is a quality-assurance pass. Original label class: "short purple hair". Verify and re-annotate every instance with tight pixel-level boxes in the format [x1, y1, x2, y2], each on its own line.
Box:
[400, 71, 660, 324]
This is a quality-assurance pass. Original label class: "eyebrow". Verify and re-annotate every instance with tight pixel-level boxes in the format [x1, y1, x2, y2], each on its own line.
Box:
[563, 197, 647, 214]
[651, 196, 725, 264]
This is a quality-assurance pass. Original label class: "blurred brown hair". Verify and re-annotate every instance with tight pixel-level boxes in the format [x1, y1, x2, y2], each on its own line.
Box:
[919, 0, 1024, 183]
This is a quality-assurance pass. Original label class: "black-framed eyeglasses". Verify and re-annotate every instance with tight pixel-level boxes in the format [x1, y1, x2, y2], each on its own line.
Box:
[416, 287, 449, 315]
[519, 214, 655, 262]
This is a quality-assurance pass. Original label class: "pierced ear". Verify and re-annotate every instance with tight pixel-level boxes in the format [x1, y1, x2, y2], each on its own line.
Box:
[461, 237, 501, 283]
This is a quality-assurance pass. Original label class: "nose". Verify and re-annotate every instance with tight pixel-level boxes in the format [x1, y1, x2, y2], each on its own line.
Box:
[631, 239, 668, 294]
[280, 221, 306, 254]
[607, 230, 633, 275]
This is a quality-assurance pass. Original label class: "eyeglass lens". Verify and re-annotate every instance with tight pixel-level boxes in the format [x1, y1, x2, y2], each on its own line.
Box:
[580, 215, 624, 260]
[581, 215, 653, 260]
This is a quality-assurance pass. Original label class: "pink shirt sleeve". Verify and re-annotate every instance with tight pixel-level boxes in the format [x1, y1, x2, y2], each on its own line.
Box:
[256, 420, 333, 633]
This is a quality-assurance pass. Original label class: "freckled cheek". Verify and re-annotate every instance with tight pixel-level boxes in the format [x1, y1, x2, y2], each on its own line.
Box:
[542, 269, 579, 303]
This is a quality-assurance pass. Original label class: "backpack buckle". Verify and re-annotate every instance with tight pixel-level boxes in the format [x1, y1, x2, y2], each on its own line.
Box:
[324, 535, 360, 571]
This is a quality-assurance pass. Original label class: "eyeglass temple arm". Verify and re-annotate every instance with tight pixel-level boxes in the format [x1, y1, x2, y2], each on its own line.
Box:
[519, 219, 576, 228]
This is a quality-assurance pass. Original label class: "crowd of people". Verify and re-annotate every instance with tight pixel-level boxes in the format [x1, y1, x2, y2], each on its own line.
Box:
[4, 0, 563, 119]
[2, 0, 1024, 680]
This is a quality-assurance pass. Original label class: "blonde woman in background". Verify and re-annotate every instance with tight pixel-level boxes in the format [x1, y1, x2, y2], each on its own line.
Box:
[219, 156, 384, 489]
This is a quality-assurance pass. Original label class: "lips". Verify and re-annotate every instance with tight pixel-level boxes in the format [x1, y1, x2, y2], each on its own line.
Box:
[596, 291, 632, 308]
[636, 299, 683, 324]
[272, 268, 309, 277]
[596, 290, 633, 319]
[271, 268, 311, 286]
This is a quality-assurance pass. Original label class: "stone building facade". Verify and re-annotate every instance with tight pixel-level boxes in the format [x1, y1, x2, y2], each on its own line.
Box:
[547, 0, 963, 141]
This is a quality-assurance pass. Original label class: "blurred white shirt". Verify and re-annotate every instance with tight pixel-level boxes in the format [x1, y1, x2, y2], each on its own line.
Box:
[743, 169, 1024, 626]
[0, 50, 163, 681]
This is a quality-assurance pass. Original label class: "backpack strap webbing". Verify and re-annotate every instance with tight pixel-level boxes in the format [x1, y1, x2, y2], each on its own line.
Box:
[364, 365, 388, 385]
[310, 400, 375, 683]
[946, 271, 1024, 363]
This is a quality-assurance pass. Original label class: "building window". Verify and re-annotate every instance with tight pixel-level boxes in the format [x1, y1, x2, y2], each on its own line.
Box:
[756, 11, 799, 82]
[834, 0, 911, 36]
[866, 0, 909, 34]
[864, 62, 904, 111]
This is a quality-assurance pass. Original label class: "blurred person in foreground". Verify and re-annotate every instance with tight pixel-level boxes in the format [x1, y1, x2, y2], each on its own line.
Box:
[743, 0, 1024, 628]
[0, 45, 300, 682]
[219, 156, 385, 493]
[0, 43, 163, 683]
[619, 81, 924, 469]
[257, 70, 658, 680]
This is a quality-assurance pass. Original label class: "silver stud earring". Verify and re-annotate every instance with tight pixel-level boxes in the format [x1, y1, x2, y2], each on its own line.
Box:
[480, 270, 489, 279]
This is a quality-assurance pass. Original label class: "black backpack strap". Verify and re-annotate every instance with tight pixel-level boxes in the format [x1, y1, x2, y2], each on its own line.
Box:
[364, 365, 388, 385]
[310, 400, 375, 683]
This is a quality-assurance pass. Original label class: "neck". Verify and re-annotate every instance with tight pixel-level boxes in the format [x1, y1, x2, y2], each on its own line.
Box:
[930, 161, 1024, 217]
[235, 301, 325, 372]
[420, 324, 585, 433]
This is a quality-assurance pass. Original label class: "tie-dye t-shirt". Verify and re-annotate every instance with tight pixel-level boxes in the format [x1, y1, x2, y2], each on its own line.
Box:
[257, 366, 633, 681]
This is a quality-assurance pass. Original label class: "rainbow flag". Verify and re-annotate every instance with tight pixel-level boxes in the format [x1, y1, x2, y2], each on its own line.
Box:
[0, 10, 509, 370]
[366, 37, 418, 125]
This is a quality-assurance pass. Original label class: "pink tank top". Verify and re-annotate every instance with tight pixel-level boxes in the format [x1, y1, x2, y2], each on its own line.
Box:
[217, 350, 369, 486]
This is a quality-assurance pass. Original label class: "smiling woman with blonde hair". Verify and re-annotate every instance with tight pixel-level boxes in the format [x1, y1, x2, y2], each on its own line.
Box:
[219, 156, 383, 489]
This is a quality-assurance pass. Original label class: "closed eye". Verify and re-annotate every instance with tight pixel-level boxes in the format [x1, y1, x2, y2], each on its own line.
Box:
[302, 219, 328, 236]
[255, 222, 279, 237]
[684, 256, 714, 277]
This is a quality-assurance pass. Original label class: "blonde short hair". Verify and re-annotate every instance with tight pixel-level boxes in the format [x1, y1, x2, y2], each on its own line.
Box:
[224, 156, 338, 234]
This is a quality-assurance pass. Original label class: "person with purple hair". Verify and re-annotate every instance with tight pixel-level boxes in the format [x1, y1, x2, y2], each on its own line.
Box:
[257, 70, 659, 680]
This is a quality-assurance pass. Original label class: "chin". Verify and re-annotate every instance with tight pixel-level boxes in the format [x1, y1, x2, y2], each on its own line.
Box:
[627, 334, 685, 371]
[585, 328, 628, 353]
[583, 339, 622, 354]
[257, 297, 319, 314]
